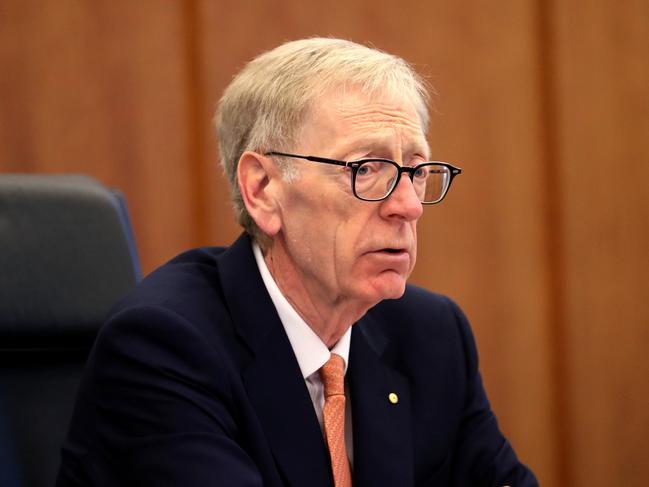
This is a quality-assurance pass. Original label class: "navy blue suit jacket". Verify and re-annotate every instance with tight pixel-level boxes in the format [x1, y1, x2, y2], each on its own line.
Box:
[57, 234, 537, 486]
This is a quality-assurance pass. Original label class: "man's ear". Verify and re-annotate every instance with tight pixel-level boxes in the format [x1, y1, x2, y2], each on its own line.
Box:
[237, 151, 282, 237]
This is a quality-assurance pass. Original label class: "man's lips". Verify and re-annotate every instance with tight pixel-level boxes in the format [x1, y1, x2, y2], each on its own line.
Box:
[375, 248, 407, 254]
[364, 247, 411, 264]
[364, 245, 409, 255]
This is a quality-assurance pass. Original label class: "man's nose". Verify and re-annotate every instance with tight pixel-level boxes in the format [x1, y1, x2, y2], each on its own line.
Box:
[380, 173, 423, 221]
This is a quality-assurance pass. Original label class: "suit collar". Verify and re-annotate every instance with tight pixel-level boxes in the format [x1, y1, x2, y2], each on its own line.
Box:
[217, 233, 278, 354]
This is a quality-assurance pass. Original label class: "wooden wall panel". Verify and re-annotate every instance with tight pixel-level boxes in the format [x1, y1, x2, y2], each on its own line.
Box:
[550, 1, 649, 485]
[0, 1, 196, 273]
[5, 1, 649, 486]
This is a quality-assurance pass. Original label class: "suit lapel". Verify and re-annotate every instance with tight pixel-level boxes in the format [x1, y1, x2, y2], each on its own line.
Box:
[242, 329, 332, 487]
[349, 315, 414, 487]
[218, 235, 333, 487]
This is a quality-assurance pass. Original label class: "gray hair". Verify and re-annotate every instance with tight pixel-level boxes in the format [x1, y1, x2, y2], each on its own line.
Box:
[215, 37, 430, 243]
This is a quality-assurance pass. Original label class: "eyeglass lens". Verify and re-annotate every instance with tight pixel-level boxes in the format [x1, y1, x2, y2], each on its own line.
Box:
[354, 161, 450, 203]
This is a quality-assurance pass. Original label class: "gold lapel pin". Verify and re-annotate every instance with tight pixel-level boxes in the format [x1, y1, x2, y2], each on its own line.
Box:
[388, 392, 399, 404]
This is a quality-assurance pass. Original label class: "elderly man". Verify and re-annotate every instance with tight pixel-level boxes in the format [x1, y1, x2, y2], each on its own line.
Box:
[57, 38, 537, 486]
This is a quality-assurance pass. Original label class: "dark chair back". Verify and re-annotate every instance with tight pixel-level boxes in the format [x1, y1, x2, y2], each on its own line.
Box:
[0, 175, 141, 487]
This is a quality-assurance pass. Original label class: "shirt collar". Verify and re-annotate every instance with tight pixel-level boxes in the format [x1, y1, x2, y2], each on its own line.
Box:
[252, 242, 351, 379]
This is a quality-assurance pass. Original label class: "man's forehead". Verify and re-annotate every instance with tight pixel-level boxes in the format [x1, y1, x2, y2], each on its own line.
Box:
[301, 87, 429, 155]
[317, 86, 422, 121]
[337, 134, 430, 160]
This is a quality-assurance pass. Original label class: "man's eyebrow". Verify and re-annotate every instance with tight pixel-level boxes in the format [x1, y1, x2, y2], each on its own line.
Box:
[341, 138, 430, 160]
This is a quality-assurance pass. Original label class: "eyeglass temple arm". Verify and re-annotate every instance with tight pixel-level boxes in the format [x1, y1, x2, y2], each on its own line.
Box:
[265, 151, 348, 168]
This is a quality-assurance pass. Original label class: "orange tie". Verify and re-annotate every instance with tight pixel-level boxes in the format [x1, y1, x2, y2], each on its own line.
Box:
[320, 353, 353, 487]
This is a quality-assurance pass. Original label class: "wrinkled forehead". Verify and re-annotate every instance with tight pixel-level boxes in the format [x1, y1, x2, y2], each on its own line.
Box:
[298, 84, 430, 156]
[309, 82, 427, 128]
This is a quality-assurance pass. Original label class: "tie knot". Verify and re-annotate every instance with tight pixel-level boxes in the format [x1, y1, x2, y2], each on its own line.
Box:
[320, 353, 345, 397]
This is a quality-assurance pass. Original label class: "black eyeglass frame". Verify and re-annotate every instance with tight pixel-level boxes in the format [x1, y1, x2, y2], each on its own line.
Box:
[265, 151, 462, 204]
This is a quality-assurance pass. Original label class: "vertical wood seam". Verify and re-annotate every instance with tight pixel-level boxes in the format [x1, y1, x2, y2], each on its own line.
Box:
[536, 0, 571, 484]
[182, 0, 208, 245]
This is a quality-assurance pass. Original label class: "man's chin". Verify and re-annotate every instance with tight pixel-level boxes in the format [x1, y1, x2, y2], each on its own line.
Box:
[367, 272, 408, 301]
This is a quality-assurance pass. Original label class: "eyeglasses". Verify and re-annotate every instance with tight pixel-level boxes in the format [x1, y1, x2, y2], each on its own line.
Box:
[265, 151, 462, 204]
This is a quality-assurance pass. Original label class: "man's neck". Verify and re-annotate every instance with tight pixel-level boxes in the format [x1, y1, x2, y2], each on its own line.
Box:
[263, 242, 370, 348]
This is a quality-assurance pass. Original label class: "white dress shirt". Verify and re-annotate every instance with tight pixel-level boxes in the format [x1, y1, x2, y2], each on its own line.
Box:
[252, 242, 354, 463]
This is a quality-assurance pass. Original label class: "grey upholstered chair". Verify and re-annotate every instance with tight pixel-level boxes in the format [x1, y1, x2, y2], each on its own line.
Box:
[0, 175, 140, 487]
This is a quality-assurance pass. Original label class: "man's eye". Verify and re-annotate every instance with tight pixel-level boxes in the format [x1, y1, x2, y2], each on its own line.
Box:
[413, 167, 427, 179]
[357, 166, 370, 176]
[356, 161, 386, 177]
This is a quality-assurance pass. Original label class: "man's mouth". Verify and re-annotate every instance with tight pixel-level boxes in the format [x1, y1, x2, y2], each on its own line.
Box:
[381, 248, 405, 254]
[363, 246, 411, 271]
[369, 247, 409, 258]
